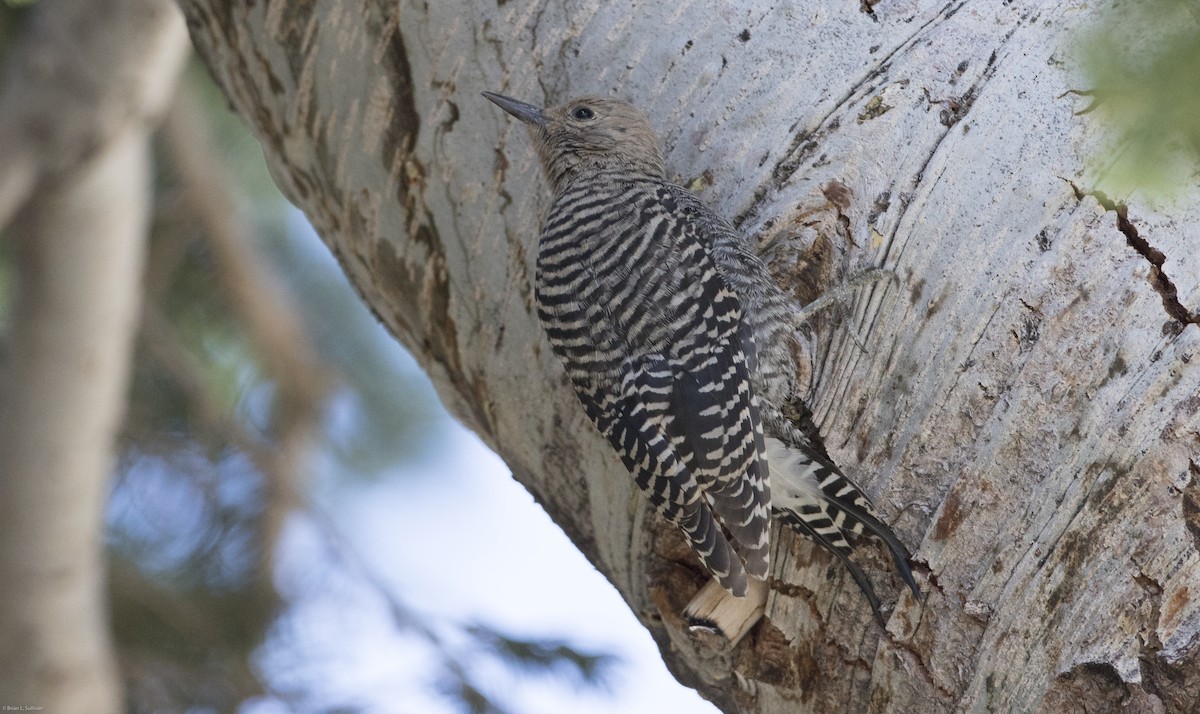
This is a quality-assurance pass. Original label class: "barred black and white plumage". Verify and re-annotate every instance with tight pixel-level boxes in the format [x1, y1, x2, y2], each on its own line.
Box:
[537, 171, 771, 596]
[483, 91, 918, 615]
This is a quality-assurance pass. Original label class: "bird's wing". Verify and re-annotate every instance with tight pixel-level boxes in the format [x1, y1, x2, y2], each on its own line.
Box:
[582, 361, 751, 596]
[655, 188, 771, 579]
[660, 330, 771, 581]
[536, 179, 772, 593]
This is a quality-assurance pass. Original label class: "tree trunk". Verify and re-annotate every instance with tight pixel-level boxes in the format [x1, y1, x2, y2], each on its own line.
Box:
[178, 0, 1200, 710]
[0, 0, 188, 709]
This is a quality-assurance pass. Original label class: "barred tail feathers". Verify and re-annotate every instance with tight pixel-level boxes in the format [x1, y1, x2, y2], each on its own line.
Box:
[774, 506, 885, 625]
[704, 458, 771, 581]
[679, 500, 749, 597]
[765, 436, 920, 607]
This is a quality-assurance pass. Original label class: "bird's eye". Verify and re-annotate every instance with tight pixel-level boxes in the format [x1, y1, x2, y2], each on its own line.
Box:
[571, 106, 595, 120]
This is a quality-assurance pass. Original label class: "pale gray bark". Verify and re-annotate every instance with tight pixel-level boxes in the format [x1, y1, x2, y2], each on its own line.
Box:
[178, 0, 1200, 710]
[0, 0, 189, 709]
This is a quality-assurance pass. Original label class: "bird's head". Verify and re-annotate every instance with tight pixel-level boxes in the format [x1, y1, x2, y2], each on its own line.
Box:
[483, 92, 666, 192]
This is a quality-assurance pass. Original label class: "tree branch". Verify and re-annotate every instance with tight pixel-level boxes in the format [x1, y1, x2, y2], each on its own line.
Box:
[0, 0, 188, 709]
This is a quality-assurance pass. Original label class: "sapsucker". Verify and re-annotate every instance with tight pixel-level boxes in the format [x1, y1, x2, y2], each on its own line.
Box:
[484, 91, 918, 616]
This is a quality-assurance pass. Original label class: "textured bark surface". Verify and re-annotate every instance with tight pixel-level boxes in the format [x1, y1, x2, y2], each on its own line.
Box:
[179, 0, 1200, 710]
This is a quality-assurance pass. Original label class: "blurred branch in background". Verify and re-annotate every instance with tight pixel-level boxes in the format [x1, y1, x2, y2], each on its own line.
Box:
[1075, 0, 1200, 196]
[0, 1, 188, 711]
[160, 80, 331, 559]
[0, 6, 621, 711]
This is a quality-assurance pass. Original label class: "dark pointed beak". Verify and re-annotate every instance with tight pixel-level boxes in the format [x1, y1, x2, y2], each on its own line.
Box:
[482, 91, 547, 128]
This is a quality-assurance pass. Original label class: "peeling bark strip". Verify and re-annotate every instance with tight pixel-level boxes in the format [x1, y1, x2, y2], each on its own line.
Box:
[179, 0, 1200, 711]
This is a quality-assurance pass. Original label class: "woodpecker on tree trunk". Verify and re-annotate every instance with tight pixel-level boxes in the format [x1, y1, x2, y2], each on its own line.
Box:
[483, 91, 918, 626]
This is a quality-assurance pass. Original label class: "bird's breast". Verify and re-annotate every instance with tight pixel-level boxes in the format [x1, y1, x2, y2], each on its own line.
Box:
[536, 184, 707, 358]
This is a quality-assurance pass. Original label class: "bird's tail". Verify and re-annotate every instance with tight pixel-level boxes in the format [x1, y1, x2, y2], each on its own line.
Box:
[678, 499, 750, 597]
[764, 433, 919, 623]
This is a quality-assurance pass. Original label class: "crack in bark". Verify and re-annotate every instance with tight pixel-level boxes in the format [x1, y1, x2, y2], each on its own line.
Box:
[886, 631, 956, 699]
[1067, 182, 1200, 329]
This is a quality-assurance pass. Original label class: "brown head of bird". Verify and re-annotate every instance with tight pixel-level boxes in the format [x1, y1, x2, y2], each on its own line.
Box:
[482, 92, 666, 193]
